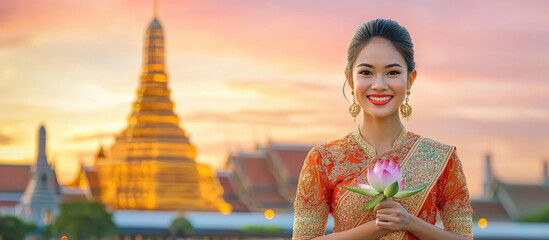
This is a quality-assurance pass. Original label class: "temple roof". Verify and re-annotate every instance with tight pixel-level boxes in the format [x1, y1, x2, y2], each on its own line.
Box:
[239, 154, 277, 186]
[220, 142, 314, 212]
[0, 164, 61, 207]
[148, 18, 162, 30]
[496, 182, 549, 219]
[0, 165, 30, 192]
[217, 172, 249, 212]
[269, 143, 311, 178]
[96, 145, 106, 159]
[470, 199, 511, 221]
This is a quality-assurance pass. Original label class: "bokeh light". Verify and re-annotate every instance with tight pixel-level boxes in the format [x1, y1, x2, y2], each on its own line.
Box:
[264, 209, 275, 220]
[478, 218, 487, 229]
[219, 202, 232, 215]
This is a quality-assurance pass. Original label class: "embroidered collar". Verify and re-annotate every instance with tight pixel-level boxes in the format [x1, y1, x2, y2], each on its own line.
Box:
[353, 125, 408, 158]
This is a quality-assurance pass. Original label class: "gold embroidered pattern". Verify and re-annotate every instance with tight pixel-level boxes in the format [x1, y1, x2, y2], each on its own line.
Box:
[293, 147, 330, 239]
[353, 126, 408, 158]
[436, 150, 474, 238]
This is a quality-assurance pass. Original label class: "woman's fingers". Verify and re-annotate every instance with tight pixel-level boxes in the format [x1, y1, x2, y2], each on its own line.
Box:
[374, 199, 398, 212]
[376, 213, 405, 231]
[376, 213, 400, 223]
[376, 218, 400, 231]
[376, 208, 400, 215]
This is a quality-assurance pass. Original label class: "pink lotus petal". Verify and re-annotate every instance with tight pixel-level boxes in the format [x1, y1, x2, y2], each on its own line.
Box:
[399, 180, 405, 190]
[373, 162, 382, 174]
[357, 183, 377, 191]
[388, 160, 396, 172]
[367, 168, 383, 192]
[382, 161, 389, 172]
[379, 169, 395, 190]
[394, 164, 402, 180]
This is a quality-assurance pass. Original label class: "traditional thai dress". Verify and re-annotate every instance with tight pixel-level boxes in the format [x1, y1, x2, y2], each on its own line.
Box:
[292, 127, 473, 240]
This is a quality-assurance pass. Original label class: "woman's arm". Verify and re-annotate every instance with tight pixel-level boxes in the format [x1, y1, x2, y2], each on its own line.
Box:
[406, 215, 470, 240]
[312, 220, 392, 240]
[292, 147, 330, 239]
[435, 148, 474, 238]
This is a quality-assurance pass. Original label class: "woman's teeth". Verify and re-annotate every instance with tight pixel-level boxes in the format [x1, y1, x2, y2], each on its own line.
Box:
[368, 96, 392, 101]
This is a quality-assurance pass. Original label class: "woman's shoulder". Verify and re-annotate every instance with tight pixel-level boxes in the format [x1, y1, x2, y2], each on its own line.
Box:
[411, 131, 457, 153]
[308, 131, 358, 159]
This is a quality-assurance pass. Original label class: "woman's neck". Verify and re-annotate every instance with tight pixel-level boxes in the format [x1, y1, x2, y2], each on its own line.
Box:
[359, 113, 404, 155]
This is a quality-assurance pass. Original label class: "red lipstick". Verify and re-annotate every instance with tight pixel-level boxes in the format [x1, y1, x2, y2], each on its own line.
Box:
[367, 94, 393, 105]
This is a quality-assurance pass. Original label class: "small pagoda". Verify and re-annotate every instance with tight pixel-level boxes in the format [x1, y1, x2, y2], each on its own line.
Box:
[16, 125, 61, 227]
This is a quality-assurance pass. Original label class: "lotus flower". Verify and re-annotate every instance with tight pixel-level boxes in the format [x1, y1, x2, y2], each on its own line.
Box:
[343, 159, 428, 210]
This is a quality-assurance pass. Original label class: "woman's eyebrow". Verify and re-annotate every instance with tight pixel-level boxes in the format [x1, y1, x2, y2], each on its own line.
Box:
[356, 63, 403, 68]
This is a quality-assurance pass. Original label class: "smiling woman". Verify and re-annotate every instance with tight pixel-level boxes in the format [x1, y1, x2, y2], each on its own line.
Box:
[292, 19, 473, 240]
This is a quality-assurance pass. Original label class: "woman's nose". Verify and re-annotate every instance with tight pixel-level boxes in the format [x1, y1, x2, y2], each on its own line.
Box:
[371, 75, 388, 90]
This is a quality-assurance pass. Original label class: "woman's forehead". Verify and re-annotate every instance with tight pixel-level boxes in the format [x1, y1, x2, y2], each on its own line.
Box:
[355, 38, 406, 67]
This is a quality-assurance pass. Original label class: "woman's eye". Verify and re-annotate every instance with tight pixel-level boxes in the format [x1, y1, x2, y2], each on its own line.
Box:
[359, 70, 372, 75]
[387, 71, 401, 75]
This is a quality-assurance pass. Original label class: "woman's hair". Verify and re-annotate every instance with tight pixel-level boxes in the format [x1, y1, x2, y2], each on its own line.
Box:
[344, 18, 415, 99]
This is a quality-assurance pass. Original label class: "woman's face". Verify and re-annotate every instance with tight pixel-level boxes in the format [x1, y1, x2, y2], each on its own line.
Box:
[349, 37, 416, 120]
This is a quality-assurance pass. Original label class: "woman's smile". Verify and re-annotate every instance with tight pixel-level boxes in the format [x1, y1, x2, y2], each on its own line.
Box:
[367, 94, 393, 105]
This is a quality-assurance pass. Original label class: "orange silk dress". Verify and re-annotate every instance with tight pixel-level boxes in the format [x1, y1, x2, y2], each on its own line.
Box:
[292, 127, 473, 240]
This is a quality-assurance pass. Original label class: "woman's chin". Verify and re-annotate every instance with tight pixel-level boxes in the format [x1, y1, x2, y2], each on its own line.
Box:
[363, 110, 399, 120]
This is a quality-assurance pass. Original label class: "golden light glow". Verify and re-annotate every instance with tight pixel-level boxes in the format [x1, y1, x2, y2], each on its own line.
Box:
[478, 218, 487, 229]
[219, 202, 232, 215]
[264, 209, 275, 220]
[61, 236, 68, 240]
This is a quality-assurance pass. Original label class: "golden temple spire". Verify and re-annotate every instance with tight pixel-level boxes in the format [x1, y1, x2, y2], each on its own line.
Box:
[142, 0, 165, 79]
[96, 1, 224, 212]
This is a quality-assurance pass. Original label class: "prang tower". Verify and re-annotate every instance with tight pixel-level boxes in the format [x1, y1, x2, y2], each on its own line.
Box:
[96, 7, 223, 211]
[16, 125, 60, 226]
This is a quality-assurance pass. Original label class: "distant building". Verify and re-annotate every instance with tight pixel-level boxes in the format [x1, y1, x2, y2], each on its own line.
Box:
[12, 125, 61, 227]
[0, 126, 82, 218]
[65, 147, 103, 202]
[470, 153, 549, 221]
[218, 142, 312, 213]
[0, 165, 61, 214]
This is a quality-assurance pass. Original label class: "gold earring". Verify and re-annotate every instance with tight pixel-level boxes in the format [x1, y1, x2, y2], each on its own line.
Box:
[400, 90, 412, 121]
[349, 93, 361, 122]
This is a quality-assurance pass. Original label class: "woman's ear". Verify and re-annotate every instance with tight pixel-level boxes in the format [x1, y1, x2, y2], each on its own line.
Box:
[345, 71, 354, 91]
[407, 69, 417, 90]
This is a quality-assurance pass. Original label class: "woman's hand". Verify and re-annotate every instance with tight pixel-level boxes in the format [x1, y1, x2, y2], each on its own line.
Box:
[374, 199, 414, 232]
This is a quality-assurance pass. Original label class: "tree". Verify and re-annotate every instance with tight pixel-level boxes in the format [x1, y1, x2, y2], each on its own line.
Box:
[169, 216, 193, 238]
[40, 225, 53, 240]
[53, 201, 117, 239]
[0, 216, 37, 240]
[519, 203, 549, 222]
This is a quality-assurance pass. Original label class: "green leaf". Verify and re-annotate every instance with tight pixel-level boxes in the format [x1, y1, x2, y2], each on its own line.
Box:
[393, 184, 429, 199]
[363, 194, 386, 211]
[343, 186, 380, 196]
[383, 181, 400, 197]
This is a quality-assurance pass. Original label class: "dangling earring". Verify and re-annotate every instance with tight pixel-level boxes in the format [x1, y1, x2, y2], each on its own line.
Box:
[400, 90, 412, 122]
[349, 92, 361, 122]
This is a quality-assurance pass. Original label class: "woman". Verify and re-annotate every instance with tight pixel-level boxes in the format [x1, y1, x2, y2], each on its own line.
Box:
[292, 19, 473, 240]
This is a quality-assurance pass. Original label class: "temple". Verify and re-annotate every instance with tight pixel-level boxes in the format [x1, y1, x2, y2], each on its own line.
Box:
[217, 142, 312, 213]
[470, 153, 549, 221]
[15, 125, 61, 227]
[90, 8, 224, 211]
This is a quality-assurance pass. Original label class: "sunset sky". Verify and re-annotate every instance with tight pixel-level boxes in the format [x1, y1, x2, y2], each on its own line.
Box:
[1, 0, 548, 197]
